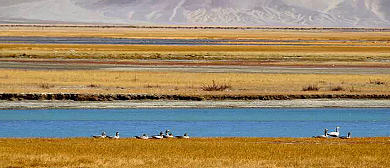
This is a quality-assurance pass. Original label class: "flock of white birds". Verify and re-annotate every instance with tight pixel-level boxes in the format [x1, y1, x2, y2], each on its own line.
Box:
[1, 0, 390, 26]
[92, 130, 189, 139]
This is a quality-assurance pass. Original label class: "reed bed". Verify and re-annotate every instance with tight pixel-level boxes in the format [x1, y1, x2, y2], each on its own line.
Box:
[0, 69, 389, 95]
[1, 137, 389, 167]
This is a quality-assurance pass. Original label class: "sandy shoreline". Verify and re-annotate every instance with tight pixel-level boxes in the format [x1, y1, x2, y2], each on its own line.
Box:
[1, 99, 389, 109]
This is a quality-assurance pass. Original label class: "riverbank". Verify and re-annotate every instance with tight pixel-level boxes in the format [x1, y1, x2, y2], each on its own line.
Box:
[1, 99, 390, 109]
[1, 137, 389, 168]
[2, 93, 390, 101]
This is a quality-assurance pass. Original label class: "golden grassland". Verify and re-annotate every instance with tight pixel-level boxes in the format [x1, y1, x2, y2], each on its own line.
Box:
[0, 69, 389, 95]
[1, 26, 390, 41]
[0, 26, 389, 95]
[1, 137, 389, 167]
[1, 43, 390, 62]
[0, 26, 389, 62]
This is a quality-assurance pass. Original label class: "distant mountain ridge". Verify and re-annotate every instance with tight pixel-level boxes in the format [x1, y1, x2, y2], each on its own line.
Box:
[1, 0, 390, 27]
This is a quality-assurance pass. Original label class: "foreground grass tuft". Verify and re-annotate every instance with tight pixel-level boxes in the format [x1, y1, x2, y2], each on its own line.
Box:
[369, 79, 386, 85]
[38, 83, 54, 89]
[330, 85, 344, 91]
[302, 84, 319, 91]
[202, 80, 232, 91]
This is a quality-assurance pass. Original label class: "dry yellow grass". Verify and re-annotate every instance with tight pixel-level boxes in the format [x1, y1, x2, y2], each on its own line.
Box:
[0, 26, 389, 61]
[1, 137, 389, 168]
[0, 26, 389, 96]
[1, 26, 390, 41]
[1, 69, 389, 95]
[1, 43, 390, 61]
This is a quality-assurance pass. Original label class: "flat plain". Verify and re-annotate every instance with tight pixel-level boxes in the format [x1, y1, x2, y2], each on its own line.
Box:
[1, 26, 390, 168]
[0, 26, 389, 96]
[0, 26, 390, 62]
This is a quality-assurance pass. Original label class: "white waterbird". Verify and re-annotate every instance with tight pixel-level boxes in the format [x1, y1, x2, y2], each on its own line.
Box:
[108, 132, 119, 139]
[176, 133, 189, 139]
[92, 131, 107, 138]
[135, 134, 149, 139]
[327, 126, 340, 137]
[152, 132, 164, 139]
[313, 128, 328, 138]
[339, 132, 351, 139]
[163, 129, 174, 138]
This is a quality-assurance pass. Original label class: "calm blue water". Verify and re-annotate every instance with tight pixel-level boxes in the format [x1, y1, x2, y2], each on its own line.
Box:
[0, 108, 389, 138]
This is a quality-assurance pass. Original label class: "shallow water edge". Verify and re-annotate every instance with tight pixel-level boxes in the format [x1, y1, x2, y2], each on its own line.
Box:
[1, 99, 390, 109]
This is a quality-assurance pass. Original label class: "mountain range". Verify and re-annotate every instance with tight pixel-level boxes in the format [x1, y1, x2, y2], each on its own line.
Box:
[1, 0, 390, 27]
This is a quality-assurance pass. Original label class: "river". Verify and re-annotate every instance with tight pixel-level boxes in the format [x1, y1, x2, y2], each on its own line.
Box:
[0, 108, 389, 138]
